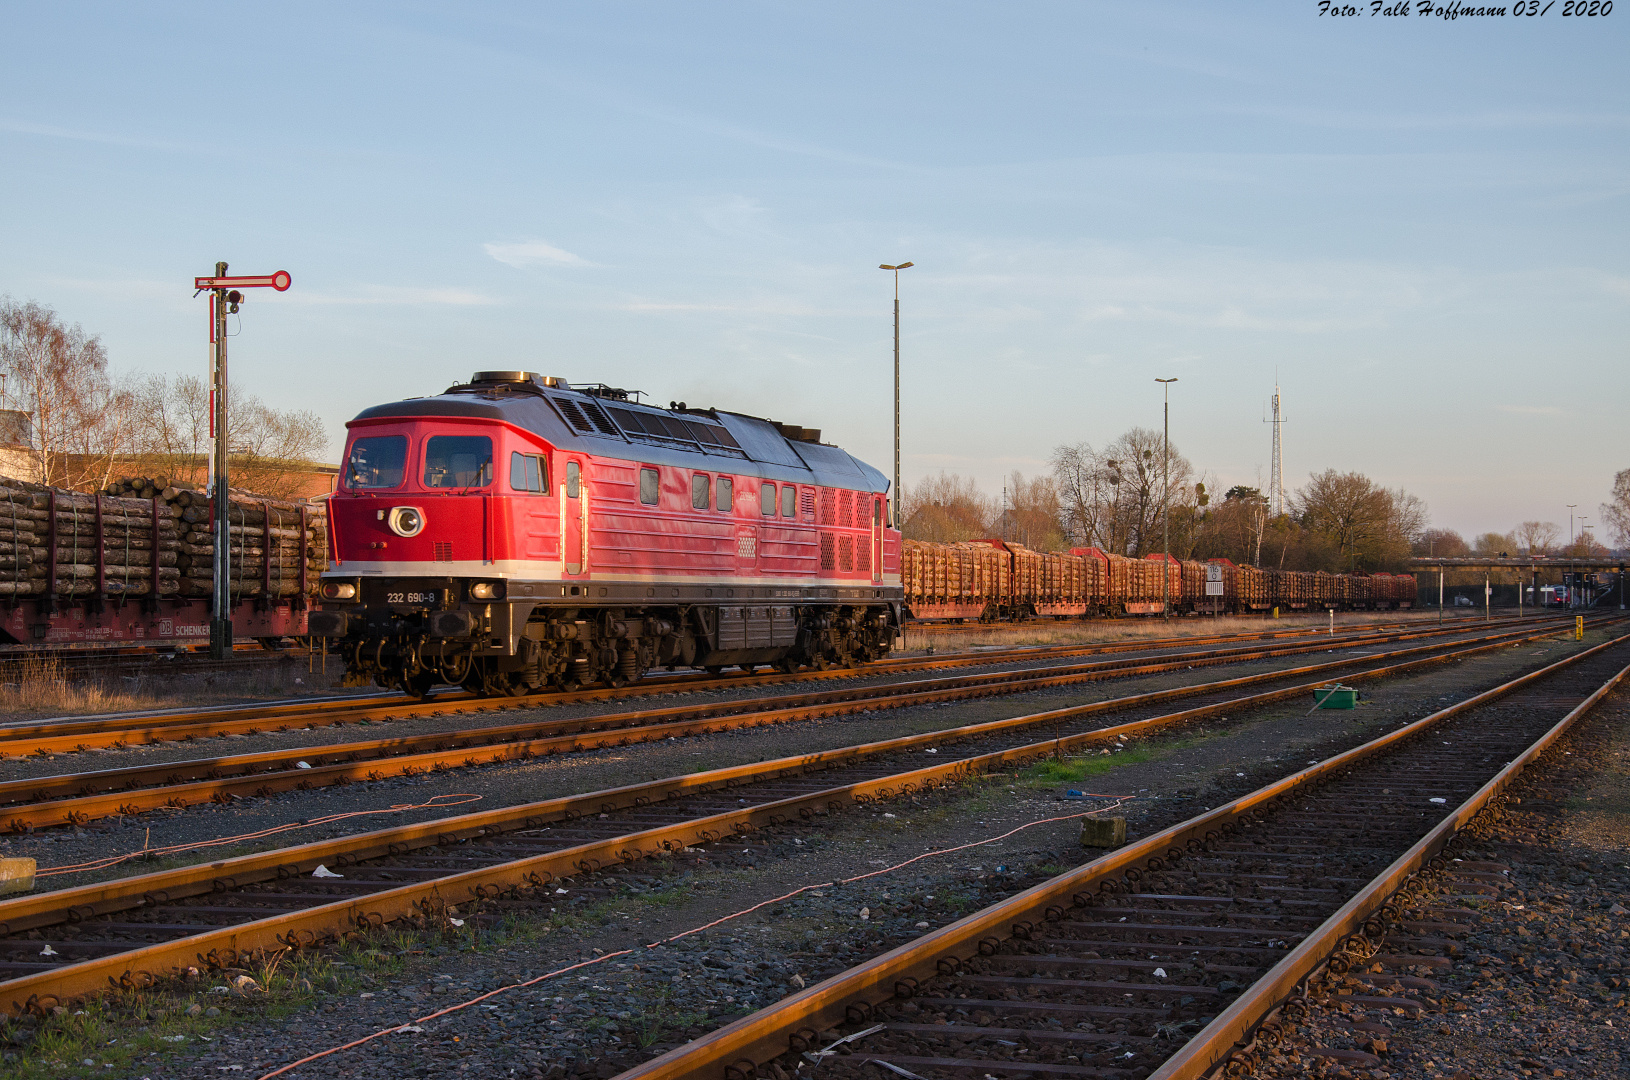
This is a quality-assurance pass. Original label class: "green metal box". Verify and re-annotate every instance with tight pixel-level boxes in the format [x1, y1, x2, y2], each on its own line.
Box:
[1313, 685, 1358, 710]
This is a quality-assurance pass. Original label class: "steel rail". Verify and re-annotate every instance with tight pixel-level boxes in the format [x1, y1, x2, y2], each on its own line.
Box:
[0, 619, 1581, 829]
[0, 617, 1555, 760]
[604, 632, 1630, 1080]
[1146, 659, 1630, 1079]
[0, 615, 1538, 744]
[0, 620, 1603, 1014]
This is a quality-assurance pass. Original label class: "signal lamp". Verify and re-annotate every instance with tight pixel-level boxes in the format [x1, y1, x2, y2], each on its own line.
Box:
[320, 582, 357, 600]
[470, 582, 502, 600]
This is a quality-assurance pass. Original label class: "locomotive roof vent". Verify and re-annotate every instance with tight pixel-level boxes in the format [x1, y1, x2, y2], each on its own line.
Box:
[469, 371, 569, 390]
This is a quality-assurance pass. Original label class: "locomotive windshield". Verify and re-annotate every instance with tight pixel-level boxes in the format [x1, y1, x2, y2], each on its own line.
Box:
[344, 436, 407, 489]
[424, 435, 493, 488]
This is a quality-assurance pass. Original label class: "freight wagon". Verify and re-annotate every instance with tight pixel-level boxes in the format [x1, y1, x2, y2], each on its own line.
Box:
[900, 542, 1414, 621]
[0, 478, 326, 647]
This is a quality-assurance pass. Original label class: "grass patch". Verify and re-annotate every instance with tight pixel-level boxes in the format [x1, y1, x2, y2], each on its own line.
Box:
[1022, 749, 1156, 786]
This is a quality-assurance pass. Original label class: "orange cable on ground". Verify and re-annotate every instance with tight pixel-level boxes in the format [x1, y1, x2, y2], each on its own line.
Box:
[34, 794, 484, 878]
[256, 796, 1132, 1080]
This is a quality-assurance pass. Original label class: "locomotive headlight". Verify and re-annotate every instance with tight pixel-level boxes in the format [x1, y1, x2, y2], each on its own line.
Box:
[320, 581, 358, 601]
[388, 506, 425, 537]
[469, 581, 503, 600]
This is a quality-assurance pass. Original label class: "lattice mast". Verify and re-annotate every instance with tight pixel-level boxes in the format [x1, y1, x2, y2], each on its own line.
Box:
[1265, 382, 1286, 517]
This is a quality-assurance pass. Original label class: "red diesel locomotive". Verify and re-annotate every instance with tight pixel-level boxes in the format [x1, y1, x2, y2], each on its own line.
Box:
[308, 372, 904, 696]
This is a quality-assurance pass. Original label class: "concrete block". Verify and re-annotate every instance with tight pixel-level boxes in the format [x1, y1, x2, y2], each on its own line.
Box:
[1080, 816, 1126, 849]
[0, 857, 35, 896]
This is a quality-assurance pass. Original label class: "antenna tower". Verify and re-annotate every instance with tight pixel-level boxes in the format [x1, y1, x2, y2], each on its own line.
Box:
[1264, 382, 1286, 516]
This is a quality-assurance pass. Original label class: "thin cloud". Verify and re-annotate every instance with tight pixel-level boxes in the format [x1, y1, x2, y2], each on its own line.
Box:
[292, 285, 498, 307]
[484, 241, 589, 268]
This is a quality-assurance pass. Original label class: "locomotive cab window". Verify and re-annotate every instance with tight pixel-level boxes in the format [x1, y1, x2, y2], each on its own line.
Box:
[640, 467, 660, 505]
[509, 452, 548, 493]
[424, 435, 492, 488]
[760, 482, 775, 517]
[691, 474, 710, 510]
[781, 484, 796, 518]
[344, 435, 407, 490]
[716, 476, 733, 513]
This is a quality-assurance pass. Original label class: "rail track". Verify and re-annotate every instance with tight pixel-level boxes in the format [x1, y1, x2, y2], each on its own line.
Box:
[605, 639, 1630, 1080]
[0, 614, 1532, 747]
[0, 615, 1550, 754]
[0, 618, 1585, 830]
[0, 616, 1609, 1018]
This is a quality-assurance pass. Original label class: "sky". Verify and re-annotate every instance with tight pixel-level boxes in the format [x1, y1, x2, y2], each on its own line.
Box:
[1, 2, 1626, 542]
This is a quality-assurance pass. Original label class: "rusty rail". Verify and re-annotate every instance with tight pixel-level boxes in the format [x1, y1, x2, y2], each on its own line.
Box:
[0, 620, 1606, 1015]
[0, 615, 1544, 747]
[0, 619, 1582, 829]
[606, 632, 1630, 1080]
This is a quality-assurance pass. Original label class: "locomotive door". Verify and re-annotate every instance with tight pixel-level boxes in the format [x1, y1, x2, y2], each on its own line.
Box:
[562, 458, 588, 577]
[871, 496, 883, 584]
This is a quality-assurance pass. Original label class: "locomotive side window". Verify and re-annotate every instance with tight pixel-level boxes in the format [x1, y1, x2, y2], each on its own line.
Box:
[509, 452, 547, 493]
[424, 436, 493, 488]
[344, 436, 407, 490]
[760, 482, 775, 517]
[691, 473, 710, 510]
[566, 461, 580, 498]
[640, 467, 660, 505]
[780, 485, 796, 518]
[716, 476, 733, 512]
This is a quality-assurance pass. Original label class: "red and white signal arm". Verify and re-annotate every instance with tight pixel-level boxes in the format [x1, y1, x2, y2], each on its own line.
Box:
[194, 271, 291, 291]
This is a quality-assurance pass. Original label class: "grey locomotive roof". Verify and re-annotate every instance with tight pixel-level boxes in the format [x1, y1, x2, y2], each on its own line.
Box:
[349, 376, 889, 494]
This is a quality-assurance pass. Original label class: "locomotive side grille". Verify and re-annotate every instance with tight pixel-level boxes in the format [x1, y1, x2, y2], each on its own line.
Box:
[800, 489, 815, 517]
[579, 399, 621, 436]
[552, 398, 595, 434]
[857, 537, 871, 573]
[819, 533, 835, 571]
[819, 491, 835, 526]
[432, 541, 453, 562]
[838, 490, 853, 528]
[838, 535, 854, 573]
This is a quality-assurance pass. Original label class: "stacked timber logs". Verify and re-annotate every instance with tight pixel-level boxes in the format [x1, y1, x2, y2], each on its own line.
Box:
[104, 477, 327, 599]
[0, 476, 327, 600]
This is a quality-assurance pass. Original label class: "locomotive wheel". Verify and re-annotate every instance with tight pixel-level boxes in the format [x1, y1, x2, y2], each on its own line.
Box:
[402, 672, 438, 700]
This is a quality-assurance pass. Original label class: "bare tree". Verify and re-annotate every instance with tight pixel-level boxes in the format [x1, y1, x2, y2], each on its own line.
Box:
[0, 297, 135, 489]
[1414, 528, 1470, 558]
[997, 471, 1066, 550]
[1601, 471, 1630, 551]
[1510, 521, 1560, 557]
[1472, 531, 1517, 556]
[900, 472, 996, 543]
[1295, 470, 1423, 571]
[1051, 442, 1114, 548]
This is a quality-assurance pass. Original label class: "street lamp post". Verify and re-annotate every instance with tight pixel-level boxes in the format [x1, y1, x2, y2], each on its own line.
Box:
[1156, 378, 1178, 620]
[879, 262, 914, 528]
[1565, 504, 1577, 610]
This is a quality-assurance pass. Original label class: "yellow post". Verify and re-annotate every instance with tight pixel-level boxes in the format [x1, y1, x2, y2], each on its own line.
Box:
[1576, 615, 1585, 641]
